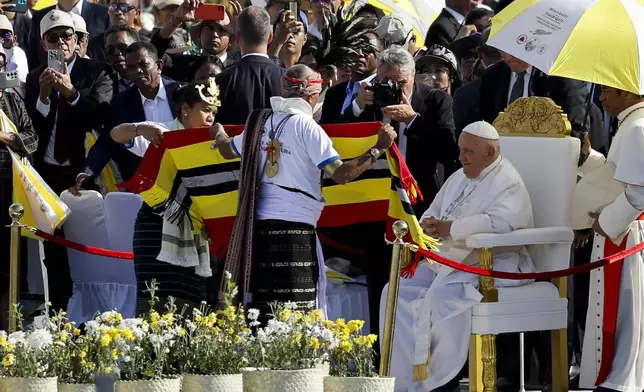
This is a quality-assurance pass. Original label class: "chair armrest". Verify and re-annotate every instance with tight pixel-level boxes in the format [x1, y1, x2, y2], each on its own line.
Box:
[465, 227, 574, 249]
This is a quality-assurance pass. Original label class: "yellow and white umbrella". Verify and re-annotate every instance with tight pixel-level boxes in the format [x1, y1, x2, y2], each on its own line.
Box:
[488, 0, 644, 94]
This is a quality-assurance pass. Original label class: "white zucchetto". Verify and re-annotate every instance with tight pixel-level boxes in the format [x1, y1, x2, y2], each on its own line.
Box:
[462, 121, 500, 140]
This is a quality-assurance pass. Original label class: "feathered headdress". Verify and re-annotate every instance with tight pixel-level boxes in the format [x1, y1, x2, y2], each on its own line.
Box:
[196, 77, 221, 107]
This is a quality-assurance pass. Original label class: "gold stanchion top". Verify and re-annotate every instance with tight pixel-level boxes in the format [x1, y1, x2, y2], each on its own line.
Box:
[392, 220, 409, 240]
[8, 203, 24, 224]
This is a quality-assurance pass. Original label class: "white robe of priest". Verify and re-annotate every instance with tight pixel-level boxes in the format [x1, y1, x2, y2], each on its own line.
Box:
[579, 102, 644, 392]
[380, 155, 535, 392]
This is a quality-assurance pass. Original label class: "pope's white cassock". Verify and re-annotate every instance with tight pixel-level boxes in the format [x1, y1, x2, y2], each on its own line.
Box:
[380, 122, 535, 392]
[577, 101, 644, 392]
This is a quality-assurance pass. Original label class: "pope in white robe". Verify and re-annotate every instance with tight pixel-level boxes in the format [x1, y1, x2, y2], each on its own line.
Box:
[576, 88, 644, 392]
[380, 121, 535, 392]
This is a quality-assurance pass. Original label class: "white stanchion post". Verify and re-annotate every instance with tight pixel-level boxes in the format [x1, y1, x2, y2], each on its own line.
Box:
[519, 332, 526, 392]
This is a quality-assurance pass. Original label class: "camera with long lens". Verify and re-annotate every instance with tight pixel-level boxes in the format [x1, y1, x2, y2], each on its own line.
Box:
[367, 80, 402, 107]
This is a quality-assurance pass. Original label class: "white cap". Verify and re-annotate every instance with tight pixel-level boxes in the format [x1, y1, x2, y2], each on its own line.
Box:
[70, 13, 88, 35]
[462, 121, 499, 140]
[0, 15, 13, 34]
[375, 14, 413, 46]
[154, 0, 182, 9]
[40, 10, 75, 38]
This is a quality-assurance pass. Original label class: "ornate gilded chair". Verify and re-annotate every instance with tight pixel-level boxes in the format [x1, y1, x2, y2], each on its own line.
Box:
[466, 97, 579, 392]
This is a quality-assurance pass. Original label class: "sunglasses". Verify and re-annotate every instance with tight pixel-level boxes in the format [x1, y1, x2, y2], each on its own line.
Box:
[45, 32, 75, 44]
[0, 31, 11, 42]
[106, 42, 129, 56]
[109, 3, 137, 12]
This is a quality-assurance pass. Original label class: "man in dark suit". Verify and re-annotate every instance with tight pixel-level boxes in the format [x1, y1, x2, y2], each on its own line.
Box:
[27, 0, 110, 69]
[424, 0, 473, 48]
[104, 25, 138, 94]
[319, 32, 382, 125]
[340, 45, 459, 343]
[73, 41, 181, 192]
[215, 5, 285, 125]
[25, 10, 113, 312]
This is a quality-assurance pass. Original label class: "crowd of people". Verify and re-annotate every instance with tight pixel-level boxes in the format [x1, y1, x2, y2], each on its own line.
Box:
[0, 0, 642, 391]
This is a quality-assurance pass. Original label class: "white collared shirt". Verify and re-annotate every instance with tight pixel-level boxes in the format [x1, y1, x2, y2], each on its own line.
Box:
[241, 53, 269, 59]
[308, 20, 322, 40]
[507, 65, 533, 105]
[139, 80, 174, 129]
[57, 0, 83, 15]
[444, 7, 466, 25]
[36, 55, 80, 166]
[218, 51, 228, 64]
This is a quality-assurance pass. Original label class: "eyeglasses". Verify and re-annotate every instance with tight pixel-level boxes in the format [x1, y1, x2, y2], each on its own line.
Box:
[420, 65, 450, 76]
[106, 42, 129, 56]
[45, 32, 75, 44]
[109, 3, 137, 12]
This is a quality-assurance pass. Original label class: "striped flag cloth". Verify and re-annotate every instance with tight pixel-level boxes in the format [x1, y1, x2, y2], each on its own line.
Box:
[120, 122, 438, 258]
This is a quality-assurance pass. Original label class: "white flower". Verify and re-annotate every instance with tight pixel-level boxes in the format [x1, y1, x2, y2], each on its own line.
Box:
[283, 301, 297, 310]
[8, 331, 26, 346]
[28, 329, 53, 351]
[224, 271, 232, 280]
[247, 308, 260, 321]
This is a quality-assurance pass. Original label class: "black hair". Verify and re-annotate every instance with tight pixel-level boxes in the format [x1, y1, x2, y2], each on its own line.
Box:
[124, 41, 158, 61]
[104, 24, 139, 44]
[465, 8, 492, 32]
[354, 4, 385, 20]
[191, 55, 223, 78]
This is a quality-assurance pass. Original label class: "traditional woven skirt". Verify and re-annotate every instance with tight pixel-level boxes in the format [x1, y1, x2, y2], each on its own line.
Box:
[250, 219, 319, 315]
[132, 204, 207, 314]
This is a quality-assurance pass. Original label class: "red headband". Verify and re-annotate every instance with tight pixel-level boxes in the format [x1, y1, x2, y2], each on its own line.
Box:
[284, 75, 324, 85]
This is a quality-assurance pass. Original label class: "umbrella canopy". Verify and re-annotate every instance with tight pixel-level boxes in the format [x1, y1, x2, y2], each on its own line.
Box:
[488, 0, 644, 94]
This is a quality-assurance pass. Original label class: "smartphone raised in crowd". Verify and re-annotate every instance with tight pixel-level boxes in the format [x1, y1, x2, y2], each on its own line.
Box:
[0, 71, 20, 89]
[194, 4, 226, 21]
[47, 50, 65, 73]
[285, 0, 299, 17]
[6, 0, 28, 14]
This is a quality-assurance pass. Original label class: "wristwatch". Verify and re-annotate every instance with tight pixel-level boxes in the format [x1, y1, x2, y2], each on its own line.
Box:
[369, 148, 382, 163]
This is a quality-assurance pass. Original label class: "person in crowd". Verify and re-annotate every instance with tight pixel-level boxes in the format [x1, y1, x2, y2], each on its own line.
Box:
[192, 55, 223, 82]
[374, 14, 421, 58]
[319, 29, 382, 124]
[0, 45, 37, 332]
[104, 24, 138, 93]
[70, 13, 90, 58]
[425, 0, 479, 48]
[149, 0, 188, 51]
[152, 1, 238, 82]
[2, 11, 31, 52]
[108, 0, 150, 40]
[353, 3, 384, 22]
[308, 0, 343, 40]
[577, 86, 644, 392]
[381, 121, 535, 392]
[213, 63, 396, 317]
[264, 0, 287, 26]
[74, 41, 180, 193]
[415, 45, 461, 96]
[28, 0, 110, 68]
[25, 10, 113, 312]
[215, 6, 285, 124]
[269, 10, 307, 68]
[110, 79, 219, 312]
[452, 27, 501, 139]
[0, 15, 29, 91]
[464, 7, 492, 32]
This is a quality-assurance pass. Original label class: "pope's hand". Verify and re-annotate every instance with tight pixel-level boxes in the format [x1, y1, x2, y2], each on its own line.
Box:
[589, 212, 608, 238]
[421, 217, 452, 239]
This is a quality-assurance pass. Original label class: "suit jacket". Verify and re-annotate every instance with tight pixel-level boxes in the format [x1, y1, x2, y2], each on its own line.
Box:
[319, 80, 350, 125]
[25, 56, 114, 173]
[452, 78, 482, 140]
[340, 83, 460, 216]
[12, 14, 31, 52]
[28, 2, 110, 69]
[215, 54, 285, 125]
[83, 77, 181, 182]
[424, 8, 462, 49]
[478, 61, 606, 151]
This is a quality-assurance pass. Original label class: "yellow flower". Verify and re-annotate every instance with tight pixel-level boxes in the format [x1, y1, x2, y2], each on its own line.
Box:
[60, 311, 67, 317]
[228, 328, 235, 335]
[213, 327, 221, 335]
[309, 337, 320, 349]
[336, 318, 346, 327]
[293, 311, 303, 321]
[0, 336, 6, 347]
[347, 320, 365, 333]
[100, 334, 112, 347]
[161, 313, 175, 326]
[64, 323, 73, 332]
[121, 328, 135, 341]
[177, 328, 186, 337]
[5, 345, 13, 352]
[2, 353, 15, 367]
[340, 340, 353, 353]
[74, 328, 81, 336]
[47, 301, 52, 307]
[109, 327, 121, 340]
[111, 349, 119, 360]
[234, 335, 242, 344]
[104, 367, 112, 374]
[87, 362, 96, 371]
[79, 351, 87, 359]
[149, 311, 160, 323]
[322, 320, 334, 329]
[280, 309, 292, 321]
[366, 334, 377, 346]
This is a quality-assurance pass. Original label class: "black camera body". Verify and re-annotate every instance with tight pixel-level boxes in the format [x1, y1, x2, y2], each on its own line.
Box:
[368, 80, 402, 107]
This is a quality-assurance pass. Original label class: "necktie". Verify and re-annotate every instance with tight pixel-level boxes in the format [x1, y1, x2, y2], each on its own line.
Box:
[340, 81, 357, 115]
[53, 94, 71, 164]
[509, 71, 527, 105]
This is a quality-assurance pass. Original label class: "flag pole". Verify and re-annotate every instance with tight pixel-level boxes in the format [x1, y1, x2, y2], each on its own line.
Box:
[379, 220, 409, 376]
[8, 203, 24, 332]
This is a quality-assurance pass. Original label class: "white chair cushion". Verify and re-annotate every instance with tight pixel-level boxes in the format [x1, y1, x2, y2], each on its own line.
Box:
[471, 282, 568, 335]
[104, 192, 143, 252]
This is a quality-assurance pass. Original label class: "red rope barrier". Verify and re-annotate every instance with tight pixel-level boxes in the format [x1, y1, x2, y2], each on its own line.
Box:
[415, 241, 644, 280]
[33, 229, 135, 260]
